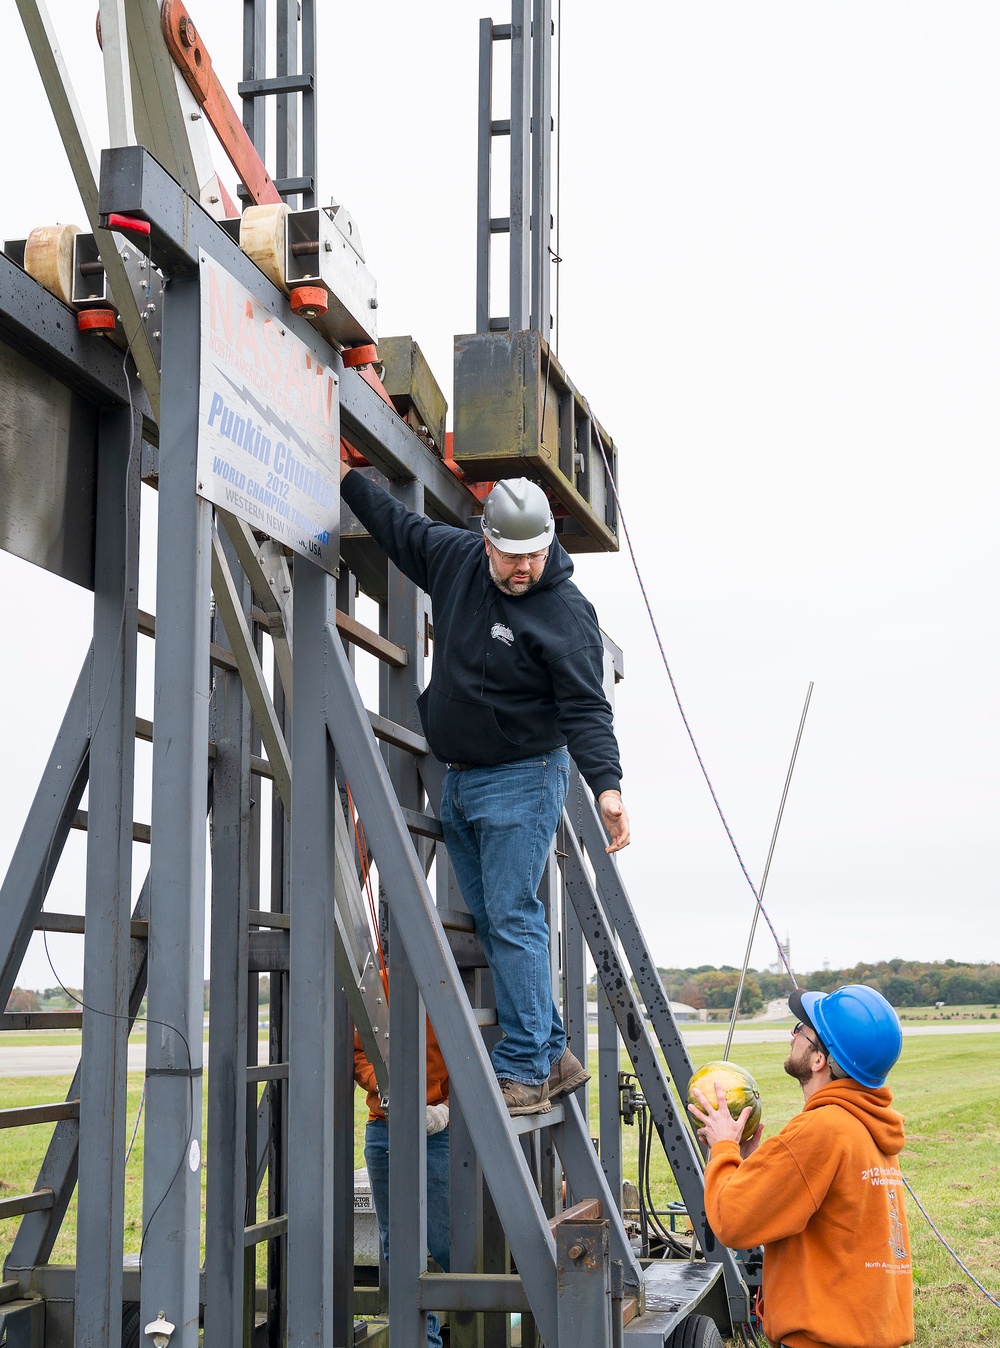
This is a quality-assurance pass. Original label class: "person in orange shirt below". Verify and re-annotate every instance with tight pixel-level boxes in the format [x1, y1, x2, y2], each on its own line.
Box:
[688, 984, 913, 1348]
[355, 1019, 451, 1348]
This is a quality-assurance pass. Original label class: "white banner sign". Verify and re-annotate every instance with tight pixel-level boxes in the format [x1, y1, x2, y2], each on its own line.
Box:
[197, 249, 340, 573]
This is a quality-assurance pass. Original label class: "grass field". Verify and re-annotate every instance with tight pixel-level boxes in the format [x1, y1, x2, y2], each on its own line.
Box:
[2, 1033, 998, 1344]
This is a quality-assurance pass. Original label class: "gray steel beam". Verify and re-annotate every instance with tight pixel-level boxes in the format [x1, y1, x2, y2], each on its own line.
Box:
[597, 988, 622, 1214]
[74, 400, 141, 1348]
[321, 623, 559, 1348]
[275, 0, 299, 203]
[242, 0, 266, 153]
[476, 18, 493, 334]
[561, 817, 589, 1126]
[381, 478, 430, 1348]
[555, 1220, 613, 1348]
[0, 656, 91, 1010]
[140, 274, 212, 1348]
[300, 0, 317, 209]
[286, 559, 339, 1347]
[508, 0, 531, 332]
[388, 929, 428, 1348]
[529, 0, 552, 340]
[204, 531, 254, 1348]
[332, 974, 355, 1346]
[266, 666, 290, 1348]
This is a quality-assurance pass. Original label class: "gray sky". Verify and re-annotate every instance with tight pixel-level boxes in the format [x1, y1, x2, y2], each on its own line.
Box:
[1, 1, 997, 990]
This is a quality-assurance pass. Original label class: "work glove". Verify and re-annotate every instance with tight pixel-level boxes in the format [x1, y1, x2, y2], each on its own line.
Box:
[425, 1102, 450, 1135]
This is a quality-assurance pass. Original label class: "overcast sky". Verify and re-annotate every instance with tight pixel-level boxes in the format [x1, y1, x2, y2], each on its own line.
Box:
[2, 2, 997, 991]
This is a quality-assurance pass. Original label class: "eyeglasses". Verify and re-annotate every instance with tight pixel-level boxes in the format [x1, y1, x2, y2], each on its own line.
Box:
[489, 545, 549, 565]
[793, 1021, 826, 1054]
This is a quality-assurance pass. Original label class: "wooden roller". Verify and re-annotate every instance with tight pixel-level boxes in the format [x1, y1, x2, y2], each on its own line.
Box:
[23, 223, 81, 305]
[240, 202, 290, 291]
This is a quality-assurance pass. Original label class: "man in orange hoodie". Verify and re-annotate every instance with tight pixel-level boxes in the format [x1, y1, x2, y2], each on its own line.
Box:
[689, 984, 913, 1348]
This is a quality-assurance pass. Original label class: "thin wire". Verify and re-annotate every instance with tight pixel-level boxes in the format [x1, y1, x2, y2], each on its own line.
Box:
[723, 683, 813, 1059]
[903, 1176, 1000, 1308]
[125, 1083, 146, 1165]
[585, 398, 796, 984]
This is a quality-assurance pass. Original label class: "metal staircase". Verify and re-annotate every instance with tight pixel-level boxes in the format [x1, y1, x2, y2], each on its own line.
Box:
[0, 3, 757, 1346]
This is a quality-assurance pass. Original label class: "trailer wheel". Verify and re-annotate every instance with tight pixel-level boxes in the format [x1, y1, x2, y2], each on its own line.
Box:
[665, 1312, 724, 1348]
[122, 1302, 141, 1348]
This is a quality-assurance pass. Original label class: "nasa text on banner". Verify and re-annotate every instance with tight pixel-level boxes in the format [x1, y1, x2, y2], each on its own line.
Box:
[197, 249, 341, 574]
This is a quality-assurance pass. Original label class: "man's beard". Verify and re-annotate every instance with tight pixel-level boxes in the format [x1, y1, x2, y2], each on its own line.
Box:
[783, 1051, 812, 1085]
[489, 556, 539, 596]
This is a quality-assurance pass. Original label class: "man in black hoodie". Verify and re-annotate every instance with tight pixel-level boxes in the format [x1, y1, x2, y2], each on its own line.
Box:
[340, 464, 629, 1114]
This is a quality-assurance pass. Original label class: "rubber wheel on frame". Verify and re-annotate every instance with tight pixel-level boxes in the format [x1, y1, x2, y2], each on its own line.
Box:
[122, 1302, 141, 1348]
[664, 1313, 724, 1348]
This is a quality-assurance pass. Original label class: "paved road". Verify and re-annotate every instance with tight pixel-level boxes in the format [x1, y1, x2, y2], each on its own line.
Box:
[3, 1023, 997, 1078]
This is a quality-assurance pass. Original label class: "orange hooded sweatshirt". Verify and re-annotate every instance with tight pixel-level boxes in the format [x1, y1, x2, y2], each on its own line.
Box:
[704, 1080, 913, 1348]
[351, 968, 450, 1122]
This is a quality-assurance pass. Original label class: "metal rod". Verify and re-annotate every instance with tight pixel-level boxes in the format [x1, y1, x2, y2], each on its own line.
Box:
[723, 681, 814, 1062]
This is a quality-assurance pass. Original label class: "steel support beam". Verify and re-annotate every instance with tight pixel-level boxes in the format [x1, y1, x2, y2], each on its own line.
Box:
[0, 656, 91, 1010]
[74, 400, 141, 1348]
[286, 559, 339, 1347]
[508, 0, 531, 332]
[475, 18, 494, 335]
[140, 273, 211, 1348]
[204, 530, 255, 1348]
[555, 1219, 613, 1348]
[529, 0, 552, 339]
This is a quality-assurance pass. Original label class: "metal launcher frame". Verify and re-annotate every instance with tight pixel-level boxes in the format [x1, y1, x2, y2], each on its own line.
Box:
[0, 2, 759, 1346]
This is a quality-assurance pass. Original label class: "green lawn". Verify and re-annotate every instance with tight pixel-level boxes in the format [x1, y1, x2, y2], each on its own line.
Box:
[2, 1033, 998, 1344]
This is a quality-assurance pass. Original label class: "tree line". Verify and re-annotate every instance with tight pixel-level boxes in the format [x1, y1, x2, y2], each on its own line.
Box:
[654, 959, 1000, 1013]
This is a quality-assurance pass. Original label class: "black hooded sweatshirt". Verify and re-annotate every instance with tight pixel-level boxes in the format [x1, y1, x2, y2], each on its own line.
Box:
[342, 470, 622, 799]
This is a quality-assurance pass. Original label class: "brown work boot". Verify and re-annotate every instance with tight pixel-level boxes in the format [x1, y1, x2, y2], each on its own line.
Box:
[500, 1078, 552, 1115]
[548, 1048, 590, 1100]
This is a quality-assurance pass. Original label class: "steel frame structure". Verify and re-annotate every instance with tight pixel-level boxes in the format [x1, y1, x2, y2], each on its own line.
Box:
[0, 4, 758, 1346]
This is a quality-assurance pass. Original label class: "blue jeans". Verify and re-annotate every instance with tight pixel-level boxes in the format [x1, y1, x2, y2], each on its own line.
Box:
[364, 1118, 450, 1348]
[439, 750, 570, 1085]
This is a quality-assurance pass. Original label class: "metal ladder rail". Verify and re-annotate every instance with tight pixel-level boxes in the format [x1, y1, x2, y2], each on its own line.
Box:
[241, 0, 317, 207]
[558, 823, 751, 1330]
[476, 0, 554, 339]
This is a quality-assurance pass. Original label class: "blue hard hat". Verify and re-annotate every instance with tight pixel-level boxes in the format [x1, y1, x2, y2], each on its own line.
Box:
[789, 984, 902, 1088]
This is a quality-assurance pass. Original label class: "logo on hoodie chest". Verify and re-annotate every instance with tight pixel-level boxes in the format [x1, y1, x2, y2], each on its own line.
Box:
[490, 621, 514, 647]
